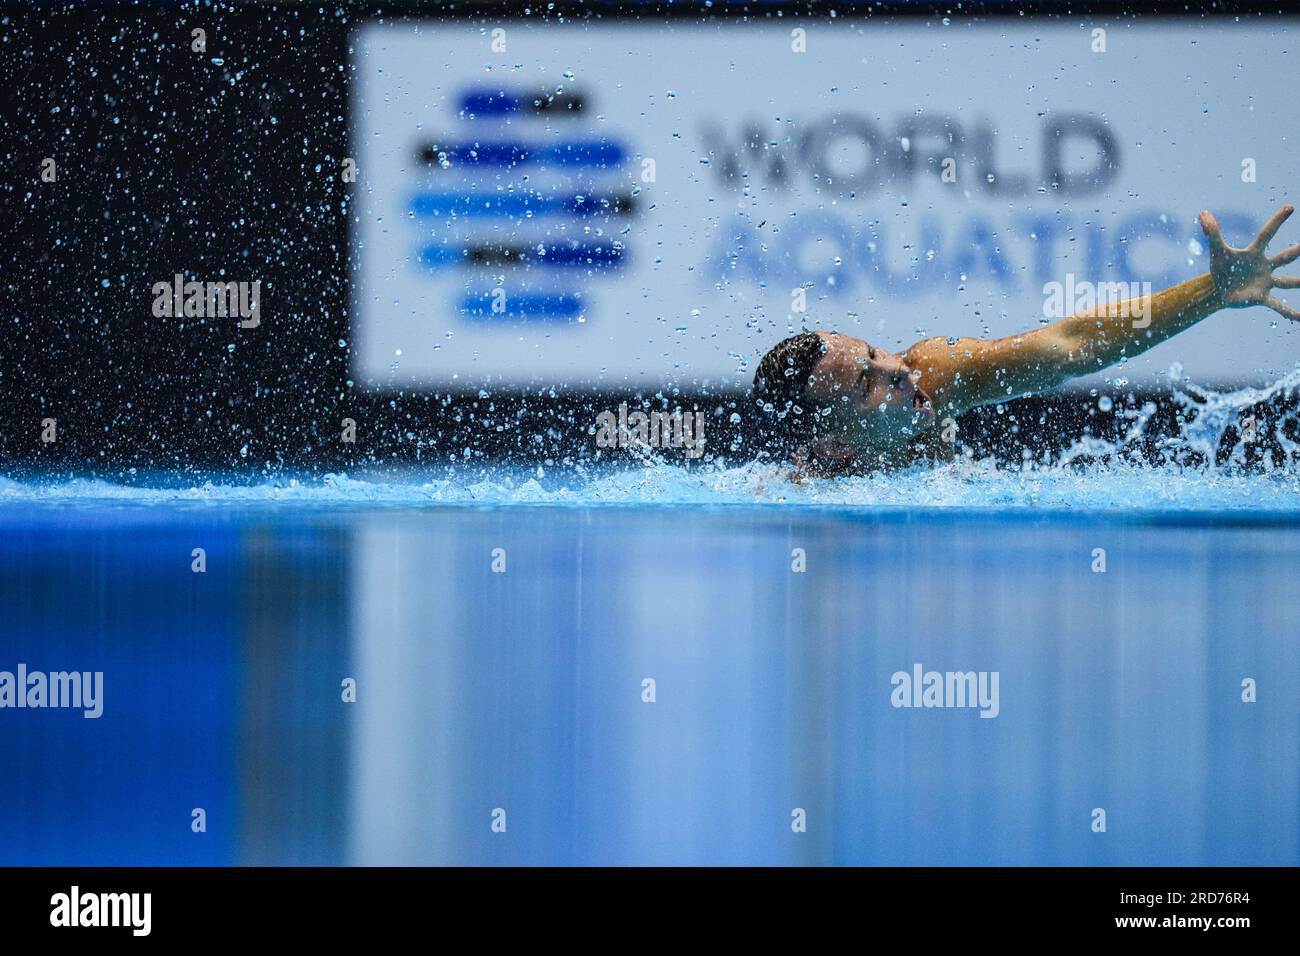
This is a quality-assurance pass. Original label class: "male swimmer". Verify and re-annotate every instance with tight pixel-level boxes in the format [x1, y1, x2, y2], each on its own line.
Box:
[752, 205, 1300, 473]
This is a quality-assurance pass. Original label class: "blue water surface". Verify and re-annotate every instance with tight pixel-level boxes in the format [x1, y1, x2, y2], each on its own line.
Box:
[1, 468, 1296, 865]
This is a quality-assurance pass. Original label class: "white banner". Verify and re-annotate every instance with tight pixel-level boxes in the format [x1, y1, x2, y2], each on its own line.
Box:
[351, 19, 1300, 388]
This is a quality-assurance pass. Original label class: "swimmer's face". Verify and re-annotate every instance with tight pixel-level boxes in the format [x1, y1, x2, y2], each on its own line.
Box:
[803, 332, 935, 454]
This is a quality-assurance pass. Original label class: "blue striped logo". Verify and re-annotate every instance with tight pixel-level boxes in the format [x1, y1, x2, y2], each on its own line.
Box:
[408, 86, 636, 323]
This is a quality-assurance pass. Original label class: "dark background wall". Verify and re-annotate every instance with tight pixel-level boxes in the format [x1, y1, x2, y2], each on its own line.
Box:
[1, 3, 351, 475]
[0, 2, 1287, 478]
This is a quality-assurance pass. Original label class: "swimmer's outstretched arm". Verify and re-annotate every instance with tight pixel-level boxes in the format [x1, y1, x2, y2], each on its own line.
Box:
[904, 204, 1300, 416]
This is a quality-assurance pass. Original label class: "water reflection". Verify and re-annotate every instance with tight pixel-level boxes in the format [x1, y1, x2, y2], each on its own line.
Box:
[1, 505, 1297, 865]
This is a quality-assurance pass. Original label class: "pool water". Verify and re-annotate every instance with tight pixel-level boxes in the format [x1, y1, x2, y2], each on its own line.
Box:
[2, 486, 1297, 866]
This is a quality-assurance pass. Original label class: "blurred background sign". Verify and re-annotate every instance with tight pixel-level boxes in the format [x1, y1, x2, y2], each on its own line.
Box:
[352, 20, 1300, 389]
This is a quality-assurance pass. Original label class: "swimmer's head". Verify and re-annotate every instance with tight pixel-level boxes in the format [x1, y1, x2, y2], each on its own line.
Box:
[751, 331, 934, 470]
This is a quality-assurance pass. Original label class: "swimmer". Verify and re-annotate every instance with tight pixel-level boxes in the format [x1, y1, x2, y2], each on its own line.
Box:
[752, 205, 1300, 473]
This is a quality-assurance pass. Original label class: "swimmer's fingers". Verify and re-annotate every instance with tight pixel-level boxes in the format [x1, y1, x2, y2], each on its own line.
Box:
[1270, 243, 1300, 268]
[1271, 275, 1300, 289]
[1198, 210, 1229, 251]
[1248, 204, 1295, 254]
[1263, 296, 1300, 321]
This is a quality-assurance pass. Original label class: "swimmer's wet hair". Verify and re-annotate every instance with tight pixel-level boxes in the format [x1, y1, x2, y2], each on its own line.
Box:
[751, 332, 828, 457]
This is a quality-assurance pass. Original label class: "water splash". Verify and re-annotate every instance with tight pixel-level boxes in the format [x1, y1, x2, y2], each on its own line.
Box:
[3, 368, 1300, 513]
[1059, 362, 1300, 474]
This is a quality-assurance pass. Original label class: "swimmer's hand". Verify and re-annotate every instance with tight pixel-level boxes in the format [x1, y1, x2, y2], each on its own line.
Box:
[1200, 204, 1300, 320]
[905, 203, 1300, 417]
